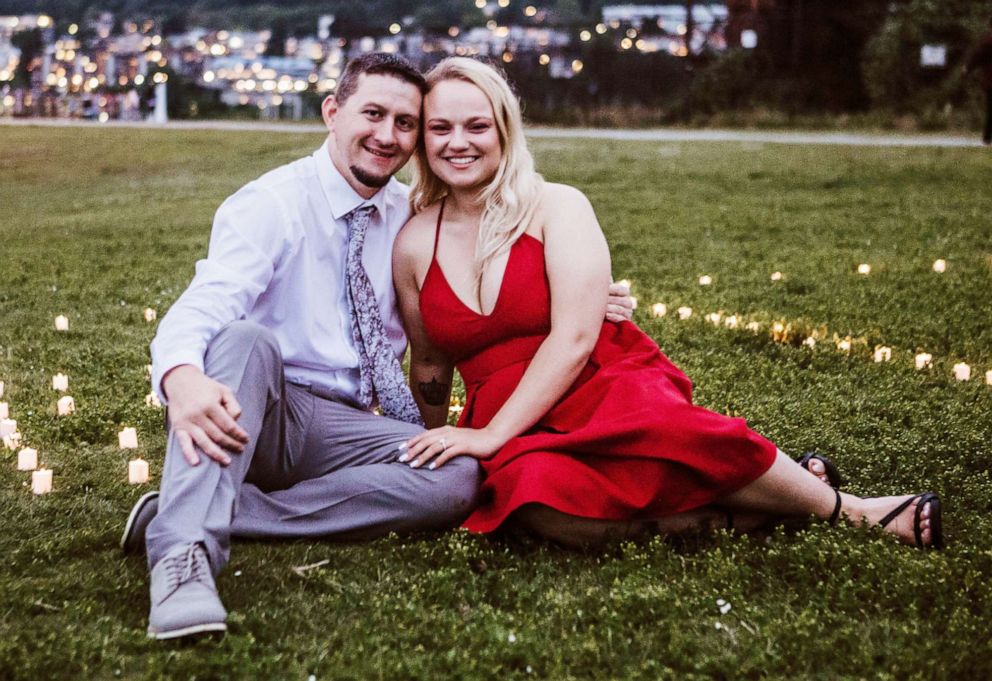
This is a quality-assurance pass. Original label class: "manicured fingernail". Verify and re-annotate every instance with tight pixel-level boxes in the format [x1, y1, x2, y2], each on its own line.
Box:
[398, 453, 410, 463]
[397, 442, 408, 451]
[409, 460, 420, 469]
[428, 462, 437, 470]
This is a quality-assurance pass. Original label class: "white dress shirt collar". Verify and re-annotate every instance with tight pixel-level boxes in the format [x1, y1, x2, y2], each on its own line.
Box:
[314, 140, 398, 223]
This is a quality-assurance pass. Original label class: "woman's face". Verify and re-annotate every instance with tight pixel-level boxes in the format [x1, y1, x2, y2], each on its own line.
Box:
[423, 78, 502, 192]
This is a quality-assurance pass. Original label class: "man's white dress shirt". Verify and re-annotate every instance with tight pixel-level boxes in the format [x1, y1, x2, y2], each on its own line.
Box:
[150, 141, 412, 406]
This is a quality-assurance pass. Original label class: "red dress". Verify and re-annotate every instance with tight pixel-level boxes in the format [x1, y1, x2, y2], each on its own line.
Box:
[419, 215, 778, 533]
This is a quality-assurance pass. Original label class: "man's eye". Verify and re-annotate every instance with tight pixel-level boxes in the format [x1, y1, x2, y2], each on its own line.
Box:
[365, 109, 382, 118]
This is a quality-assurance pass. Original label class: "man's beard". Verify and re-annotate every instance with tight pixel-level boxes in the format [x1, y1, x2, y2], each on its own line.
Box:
[350, 165, 391, 189]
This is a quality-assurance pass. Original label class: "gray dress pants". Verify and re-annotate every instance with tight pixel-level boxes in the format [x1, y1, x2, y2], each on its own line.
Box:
[145, 321, 481, 573]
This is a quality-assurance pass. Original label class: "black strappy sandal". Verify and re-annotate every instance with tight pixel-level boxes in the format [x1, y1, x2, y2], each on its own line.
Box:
[796, 452, 845, 490]
[876, 492, 944, 550]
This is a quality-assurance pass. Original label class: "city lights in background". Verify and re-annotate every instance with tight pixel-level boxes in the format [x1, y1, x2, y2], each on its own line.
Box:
[0, 2, 731, 121]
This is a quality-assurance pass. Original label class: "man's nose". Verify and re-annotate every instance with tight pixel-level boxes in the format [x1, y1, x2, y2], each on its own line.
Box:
[372, 119, 397, 147]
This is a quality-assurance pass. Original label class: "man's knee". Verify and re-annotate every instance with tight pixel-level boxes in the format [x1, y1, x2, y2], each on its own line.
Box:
[421, 457, 482, 526]
[204, 321, 281, 377]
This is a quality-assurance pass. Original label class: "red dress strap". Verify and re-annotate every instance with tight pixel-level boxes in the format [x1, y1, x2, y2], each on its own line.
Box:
[432, 198, 446, 260]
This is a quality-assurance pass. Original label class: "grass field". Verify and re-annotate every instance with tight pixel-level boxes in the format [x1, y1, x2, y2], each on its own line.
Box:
[1, 125, 991, 680]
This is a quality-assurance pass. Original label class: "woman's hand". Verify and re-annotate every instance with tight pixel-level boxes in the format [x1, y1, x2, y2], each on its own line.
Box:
[401, 426, 505, 470]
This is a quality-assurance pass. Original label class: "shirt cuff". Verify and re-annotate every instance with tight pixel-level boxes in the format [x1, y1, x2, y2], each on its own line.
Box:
[151, 353, 206, 406]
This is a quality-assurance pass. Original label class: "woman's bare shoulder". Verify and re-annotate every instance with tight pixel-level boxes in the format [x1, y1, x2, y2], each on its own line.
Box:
[540, 181, 592, 207]
[395, 203, 442, 256]
[535, 182, 597, 238]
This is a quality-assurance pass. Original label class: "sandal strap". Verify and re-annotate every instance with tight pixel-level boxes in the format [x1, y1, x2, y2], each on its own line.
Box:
[877, 494, 919, 529]
[796, 452, 844, 489]
[828, 490, 842, 525]
[913, 492, 940, 549]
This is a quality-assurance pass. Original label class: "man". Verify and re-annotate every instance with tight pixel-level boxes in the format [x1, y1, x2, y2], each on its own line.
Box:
[127, 52, 633, 640]
[965, 17, 992, 145]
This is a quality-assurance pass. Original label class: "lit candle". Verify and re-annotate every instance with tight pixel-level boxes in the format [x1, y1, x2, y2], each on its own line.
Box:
[770, 271, 783, 282]
[772, 322, 787, 342]
[144, 392, 162, 408]
[57, 396, 75, 416]
[952, 363, 971, 381]
[857, 263, 871, 275]
[0, 418, 16, 437]
[746, 321, 761, 333]
[932, 259, 946, 273]
[31, 468, 53, 495]
[128, 458, 150, 484]
[915, 353, 932, 370]
[706, 312, 721, 325]
[3, 432, 21, 450]
[17, 447, 38, 471]
[52, 373, 69, 391]
[651, 303, 667, 318]
[873, 346, 892, 363]
[803, 337, 817, 348]
[986, 370, 992, 386]
[677, 306, 693, 320]
[0, 402, 7, 419]
[698, 275, 712, 286]
[54, 315, 70, 331]
[724, 314, 739, 329]
[837, 339, 852, 353]
[144, 308, 157, 322]
[119, 427, 139, 449]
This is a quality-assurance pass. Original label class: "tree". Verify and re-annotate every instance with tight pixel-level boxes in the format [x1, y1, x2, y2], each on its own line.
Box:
[10, 28, 42, 89]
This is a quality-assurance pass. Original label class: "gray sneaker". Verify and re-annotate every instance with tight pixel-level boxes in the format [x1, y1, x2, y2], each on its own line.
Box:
[147, 543, 227, 639]
[120, 491, 159, 555]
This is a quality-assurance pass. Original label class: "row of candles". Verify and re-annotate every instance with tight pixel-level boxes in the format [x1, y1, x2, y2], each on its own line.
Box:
[619, 260, 992, 385]
[3, 308, 160, 494]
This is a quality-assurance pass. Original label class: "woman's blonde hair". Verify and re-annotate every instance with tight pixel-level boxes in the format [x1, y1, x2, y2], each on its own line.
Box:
[409, 57, 543, 281]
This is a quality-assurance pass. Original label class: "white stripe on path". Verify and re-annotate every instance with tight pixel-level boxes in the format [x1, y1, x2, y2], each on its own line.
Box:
[0, 116, 986, 148]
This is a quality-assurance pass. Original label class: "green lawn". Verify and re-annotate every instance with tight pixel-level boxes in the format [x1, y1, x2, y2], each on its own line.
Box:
[1, 126, 991, 680]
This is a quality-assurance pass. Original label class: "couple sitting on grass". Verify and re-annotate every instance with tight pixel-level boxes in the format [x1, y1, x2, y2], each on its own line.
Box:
[122, 53, 944, 640]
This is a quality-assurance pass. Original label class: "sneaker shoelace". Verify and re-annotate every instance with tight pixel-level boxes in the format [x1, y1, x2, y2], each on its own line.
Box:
[165, 544, 210, 593]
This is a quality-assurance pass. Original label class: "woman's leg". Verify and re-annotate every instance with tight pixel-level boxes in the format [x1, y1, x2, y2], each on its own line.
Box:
[511, 504, 730, 550]
[719, 451, 935, 546]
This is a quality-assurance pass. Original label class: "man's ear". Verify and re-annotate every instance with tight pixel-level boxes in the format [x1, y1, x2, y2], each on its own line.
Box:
[321, 95, 338, 131]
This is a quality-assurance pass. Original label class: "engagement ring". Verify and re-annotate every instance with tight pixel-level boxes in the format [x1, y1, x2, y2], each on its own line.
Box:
[439, 437, 448, 451]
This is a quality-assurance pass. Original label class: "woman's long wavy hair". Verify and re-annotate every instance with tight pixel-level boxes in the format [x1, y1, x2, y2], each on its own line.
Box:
[409, 57, 543, 286]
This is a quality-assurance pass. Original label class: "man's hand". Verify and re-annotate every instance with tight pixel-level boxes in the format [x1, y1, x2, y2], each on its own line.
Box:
[162, 364, 250, 466]
[607, 282, 634, 322]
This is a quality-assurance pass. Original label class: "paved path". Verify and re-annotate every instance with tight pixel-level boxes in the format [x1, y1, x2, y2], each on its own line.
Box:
[0, 116, 986, 148]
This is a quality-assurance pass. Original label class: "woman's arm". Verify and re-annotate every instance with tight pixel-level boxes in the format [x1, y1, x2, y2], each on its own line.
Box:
[392, 218, 456, 429]
[405, 183, 611, 468]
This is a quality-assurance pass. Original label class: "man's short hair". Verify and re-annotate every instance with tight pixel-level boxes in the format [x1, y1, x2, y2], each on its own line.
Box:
[335, 53, 427, 104]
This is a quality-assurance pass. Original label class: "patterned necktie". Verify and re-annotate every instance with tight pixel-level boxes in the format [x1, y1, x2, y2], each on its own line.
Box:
[345, 205, 424, 426]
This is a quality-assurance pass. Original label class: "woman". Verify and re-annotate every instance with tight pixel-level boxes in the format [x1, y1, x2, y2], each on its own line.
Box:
[391, 57, 942, 549]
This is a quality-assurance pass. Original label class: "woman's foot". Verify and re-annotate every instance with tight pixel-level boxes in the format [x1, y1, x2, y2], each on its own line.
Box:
[795, 452, 843, 489]
[842, 493, 939, 548]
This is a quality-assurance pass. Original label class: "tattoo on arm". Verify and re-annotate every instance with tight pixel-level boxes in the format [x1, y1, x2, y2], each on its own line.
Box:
[418, 377, 449, 406]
